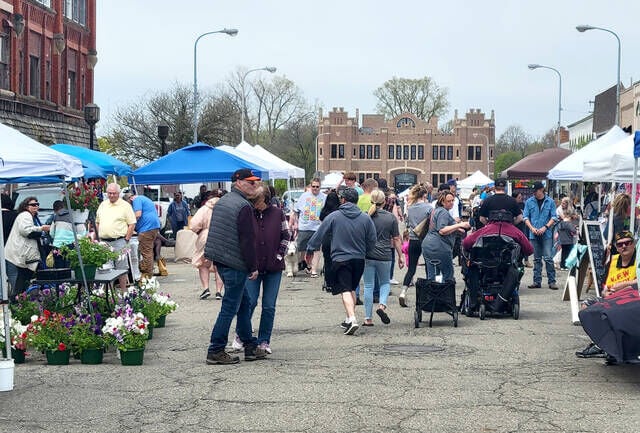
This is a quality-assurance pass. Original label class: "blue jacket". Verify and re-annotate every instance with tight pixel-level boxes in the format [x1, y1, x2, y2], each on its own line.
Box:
[523, 194, 557, 240]
[167, 199, 190, 230]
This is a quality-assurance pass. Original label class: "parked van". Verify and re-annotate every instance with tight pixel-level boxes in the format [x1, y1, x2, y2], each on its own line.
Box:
[12, 184, 64, 222]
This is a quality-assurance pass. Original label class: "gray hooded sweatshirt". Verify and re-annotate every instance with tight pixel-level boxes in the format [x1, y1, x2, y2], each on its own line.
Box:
[307, 202, 376, 263]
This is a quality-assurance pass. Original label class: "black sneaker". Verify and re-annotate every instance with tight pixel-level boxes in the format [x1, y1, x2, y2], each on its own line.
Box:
[206, 350, 239, 365]
[215, 292, 222, 300]
[244, 345, 267, 361]
[344, 322, 359, 335]
[575, 343, 606, 358]
[340, 321, 349, 329]
[199, 288, 211, 300]
[355, 297, 363, 305]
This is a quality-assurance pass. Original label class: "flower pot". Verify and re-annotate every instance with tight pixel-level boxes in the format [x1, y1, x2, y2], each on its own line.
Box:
[80, 348, 104, 365]
[155, 315, 167, 328]
[73, 265, 97, 280]
[45, 349, 71, 365]
[12, 348, 26, 364]
[70, 209, 90, 225]
[119, 348, 145, 366]
[147, 325, 154, 340]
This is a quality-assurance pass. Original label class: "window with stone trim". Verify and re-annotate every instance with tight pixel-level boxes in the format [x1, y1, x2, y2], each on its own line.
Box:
[0, 33, 8, 90]
[374, 145, 380, 159]
[447, 146, 453, 160]
[418, 145, 424, 160]
[359, 145, 365, 159]
[388, 145, 394, 159]
[396, 146, 402, 160]
[366, 145, 372, 159]
[410, 145, 416, 160]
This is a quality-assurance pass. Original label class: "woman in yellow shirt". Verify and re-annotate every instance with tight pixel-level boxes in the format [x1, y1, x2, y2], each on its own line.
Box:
[602, 230, 637, 298]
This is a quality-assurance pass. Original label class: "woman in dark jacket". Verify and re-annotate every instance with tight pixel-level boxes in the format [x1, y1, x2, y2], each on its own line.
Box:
[238, 187, 291, 354]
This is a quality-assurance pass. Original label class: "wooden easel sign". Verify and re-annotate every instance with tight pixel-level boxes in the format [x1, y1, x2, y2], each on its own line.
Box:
[583, 220, 606, 298]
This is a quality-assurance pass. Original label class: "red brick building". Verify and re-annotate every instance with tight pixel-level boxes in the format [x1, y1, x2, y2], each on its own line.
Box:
[0, 0, 96, 145]
[317, 107, 495, 192]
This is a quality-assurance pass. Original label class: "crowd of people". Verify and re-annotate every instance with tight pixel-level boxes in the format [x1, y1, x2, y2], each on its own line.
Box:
[4, 170, 638, 367]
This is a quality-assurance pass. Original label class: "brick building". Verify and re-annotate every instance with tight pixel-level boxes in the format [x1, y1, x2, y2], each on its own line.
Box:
[0, 0, 96, 145]
[316, 107, 495, 192]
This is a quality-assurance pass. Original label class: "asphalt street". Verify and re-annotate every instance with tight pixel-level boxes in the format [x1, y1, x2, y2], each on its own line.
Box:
[1, 248, 640, 433]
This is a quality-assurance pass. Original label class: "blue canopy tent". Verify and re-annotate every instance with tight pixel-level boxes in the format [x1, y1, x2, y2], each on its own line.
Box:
[129, 143, 269, 184]
[51, 144, 132, 177]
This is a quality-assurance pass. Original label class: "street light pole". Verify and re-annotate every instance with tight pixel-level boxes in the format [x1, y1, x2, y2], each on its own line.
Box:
[83, 103, 100, 151]
[576, 25, 621, 126]
[240, 66, 276, 143]
[528, 64, 562, 147]
[192, 28, 238, 145]
[157, 123, 169, 156]
[315, 132, 331, 176]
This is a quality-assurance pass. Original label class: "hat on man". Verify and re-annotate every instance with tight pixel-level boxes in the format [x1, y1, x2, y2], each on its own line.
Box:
[447, 178, 457, 186]
[495, 178, 507, 188]
[231, 168, 261, 182]
[532, 181, 545, 191]
[340, 187, 359, 204]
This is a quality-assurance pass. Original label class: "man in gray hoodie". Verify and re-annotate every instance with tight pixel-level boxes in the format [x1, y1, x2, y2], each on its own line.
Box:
[306, 188, 376, 335]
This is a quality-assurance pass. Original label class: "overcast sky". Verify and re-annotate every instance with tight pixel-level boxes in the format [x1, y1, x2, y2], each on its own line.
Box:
[95, 0, 640, 140]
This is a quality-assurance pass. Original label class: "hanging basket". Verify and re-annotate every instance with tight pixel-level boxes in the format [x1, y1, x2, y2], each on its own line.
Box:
[70, 209, 90, 225]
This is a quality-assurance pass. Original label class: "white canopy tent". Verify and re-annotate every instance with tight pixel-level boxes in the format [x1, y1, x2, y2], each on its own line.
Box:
[583, 134, 634, 182]
[236, 141, 305, 179]
[0, 122, 84, 181]
[548, 125, 628, 181]
[217, 144, 289, 180]
[320, 171, 344, 189]
[457, 170, 494, 199]
[1, 121, 84, 386]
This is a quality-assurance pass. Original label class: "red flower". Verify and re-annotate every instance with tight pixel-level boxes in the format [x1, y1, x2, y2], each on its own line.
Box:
[57, 342, 67, 351]
[43, 309, 51, 319]
[139, 323, 145, 329]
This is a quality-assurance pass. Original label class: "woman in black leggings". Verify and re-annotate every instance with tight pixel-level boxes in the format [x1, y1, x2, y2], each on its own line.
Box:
[399, 184, 433, 307]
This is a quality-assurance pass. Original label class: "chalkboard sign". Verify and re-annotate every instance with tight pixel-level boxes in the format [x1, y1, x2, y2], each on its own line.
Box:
[584, 220, 607, 295]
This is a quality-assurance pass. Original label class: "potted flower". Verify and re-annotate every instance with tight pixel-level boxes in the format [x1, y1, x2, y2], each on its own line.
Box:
[9, 292, 41, 326]
[102, 305, 149, 366]
[27, 310, 74, 365]
[60, 237, 119, 280]
[66, 181, 103, 221]
[0, 311, 28, 363]
[151, 292, 178, 328]
[69, 313, 105, 364]
[117, 286, 156, 337]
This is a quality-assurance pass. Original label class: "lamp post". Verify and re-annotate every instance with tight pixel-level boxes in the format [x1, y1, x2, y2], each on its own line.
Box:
[315, 132, 331, 176]
[157, 123, 169, 156]
[83, 103, 100, 151]
[528, 64, 562, 147]
[472, 132, 491, 178]
[192, 28, 238, 144]
[576, 25, 621, 126]
[241, 66, 276, 143]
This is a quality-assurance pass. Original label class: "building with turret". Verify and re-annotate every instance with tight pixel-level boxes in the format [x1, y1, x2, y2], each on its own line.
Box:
[316, 107, 495, 192]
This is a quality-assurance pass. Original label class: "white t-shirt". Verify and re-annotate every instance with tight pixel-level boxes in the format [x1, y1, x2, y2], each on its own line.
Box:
[294, 191, 326, 231]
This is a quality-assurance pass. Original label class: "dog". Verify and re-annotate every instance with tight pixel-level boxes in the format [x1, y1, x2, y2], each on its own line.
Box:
[285, 241, 298, 277]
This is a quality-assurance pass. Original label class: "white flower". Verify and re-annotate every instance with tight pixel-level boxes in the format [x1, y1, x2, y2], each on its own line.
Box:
[31, 314, 39, 323]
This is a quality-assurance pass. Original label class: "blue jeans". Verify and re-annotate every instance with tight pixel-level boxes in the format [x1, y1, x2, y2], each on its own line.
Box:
[531, 235, 556, 285]
[363, 260, 391, 319]
[208, 266, 257, 353]
[423, 250, 454, 283]
[242, 271, 282, 345]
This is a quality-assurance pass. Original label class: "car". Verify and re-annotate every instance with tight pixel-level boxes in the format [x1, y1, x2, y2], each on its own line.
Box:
[281, 189, 305, 216]
[12, 184, 65, 223]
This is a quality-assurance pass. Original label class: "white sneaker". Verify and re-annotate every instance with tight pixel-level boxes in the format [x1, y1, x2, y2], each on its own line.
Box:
[389, 279, 400, 285]
[231, 335, 244, 352]
[258, 342, 272, 354]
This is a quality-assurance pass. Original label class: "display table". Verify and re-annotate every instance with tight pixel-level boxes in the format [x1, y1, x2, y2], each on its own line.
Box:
[31, 269, 128, 311]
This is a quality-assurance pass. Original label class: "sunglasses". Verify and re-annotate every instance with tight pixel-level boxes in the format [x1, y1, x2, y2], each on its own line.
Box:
[311, 185, 320, 188]
[28, 202, 40, 206]
[616, 240, 633, 248]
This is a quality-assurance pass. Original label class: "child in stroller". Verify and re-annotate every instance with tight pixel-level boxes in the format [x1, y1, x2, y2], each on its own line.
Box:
[461, 210, 534, 319]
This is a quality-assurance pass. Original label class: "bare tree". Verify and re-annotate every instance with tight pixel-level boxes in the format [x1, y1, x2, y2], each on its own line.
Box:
[496, 124, 532, 156]
[373, 76, 449, 122]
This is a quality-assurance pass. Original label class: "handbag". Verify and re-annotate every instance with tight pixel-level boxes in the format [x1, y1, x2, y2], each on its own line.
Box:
[412, 211, 432, 239]
[157, 257, 169, 276]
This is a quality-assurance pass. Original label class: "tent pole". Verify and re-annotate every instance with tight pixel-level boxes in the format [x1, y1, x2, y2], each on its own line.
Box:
[632, 159, 638, 234]
[63, 180, 93, 315]
[0, 196, 12, 362]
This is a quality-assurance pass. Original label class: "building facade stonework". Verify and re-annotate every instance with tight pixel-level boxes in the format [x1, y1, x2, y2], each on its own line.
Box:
[0, 0, 96, 145]
[317, 107, 495, 192]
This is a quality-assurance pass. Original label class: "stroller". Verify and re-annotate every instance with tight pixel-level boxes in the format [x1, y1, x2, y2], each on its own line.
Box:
[414, 260, 459, 328]
[461, 232, 523, 320]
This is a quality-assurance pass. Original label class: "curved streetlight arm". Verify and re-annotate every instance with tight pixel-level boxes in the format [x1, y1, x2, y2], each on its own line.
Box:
[192, 28, 238, 144]
[241, 66, 277, 143]
[576, 25, 621, 125]
[528, 63, 563, 147]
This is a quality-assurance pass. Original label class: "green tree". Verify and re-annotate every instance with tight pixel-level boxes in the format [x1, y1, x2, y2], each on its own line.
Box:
[494, 151, 521, 178]
[373, 76, 449, 121]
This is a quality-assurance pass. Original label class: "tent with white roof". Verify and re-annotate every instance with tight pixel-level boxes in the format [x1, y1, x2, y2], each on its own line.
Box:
[457, 170, 494, 199]
[218, 144, 289, 180]
[236, 141, 305, 179]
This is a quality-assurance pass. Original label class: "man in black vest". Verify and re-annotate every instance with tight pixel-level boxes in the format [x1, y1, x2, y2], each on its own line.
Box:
[205, 168, 266, 365]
